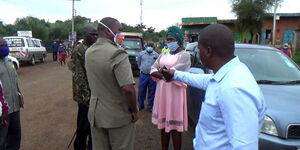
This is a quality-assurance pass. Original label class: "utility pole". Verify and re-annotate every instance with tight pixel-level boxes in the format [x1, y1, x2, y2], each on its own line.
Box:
[70, 0, 80, 47]
[140, 0, 143, 26]
[272, 0, 278, 46]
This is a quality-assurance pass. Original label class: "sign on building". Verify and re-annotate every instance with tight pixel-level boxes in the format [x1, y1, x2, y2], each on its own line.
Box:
[17, 31, 32, 37]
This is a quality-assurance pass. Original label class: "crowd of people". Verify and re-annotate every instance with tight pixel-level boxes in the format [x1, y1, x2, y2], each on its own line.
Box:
[66, 17, 267, 150]
[0, 16, 268, 150]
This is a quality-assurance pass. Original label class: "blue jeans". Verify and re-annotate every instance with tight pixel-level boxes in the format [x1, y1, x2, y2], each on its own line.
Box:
[0, 111, 21, 150]
[138, 73, 156, 109]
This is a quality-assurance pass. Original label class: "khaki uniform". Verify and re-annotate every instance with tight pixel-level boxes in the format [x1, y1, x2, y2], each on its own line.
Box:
[85, 37, 135, 150]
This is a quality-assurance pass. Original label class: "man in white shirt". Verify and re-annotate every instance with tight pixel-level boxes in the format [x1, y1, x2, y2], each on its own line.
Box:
[162, 24, 266, 150]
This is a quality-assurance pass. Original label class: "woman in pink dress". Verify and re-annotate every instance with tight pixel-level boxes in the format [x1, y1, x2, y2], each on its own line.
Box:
[150, 26, 191, 150]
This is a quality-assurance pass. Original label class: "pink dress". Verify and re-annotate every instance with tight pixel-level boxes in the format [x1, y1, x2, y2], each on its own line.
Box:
[150, 51, 191, 132]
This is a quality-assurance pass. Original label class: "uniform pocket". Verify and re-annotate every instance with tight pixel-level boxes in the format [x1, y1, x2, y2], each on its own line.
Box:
[88, 96, 98, 127]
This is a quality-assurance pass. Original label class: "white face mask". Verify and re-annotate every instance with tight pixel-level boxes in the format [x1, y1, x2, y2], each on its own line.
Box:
[99, 22, 124, 45]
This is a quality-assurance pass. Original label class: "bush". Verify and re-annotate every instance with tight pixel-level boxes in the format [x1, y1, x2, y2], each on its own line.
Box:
[292, 50, 300, 66]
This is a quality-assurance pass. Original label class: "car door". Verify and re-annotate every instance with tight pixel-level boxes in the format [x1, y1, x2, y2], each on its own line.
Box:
[26, 38, 36, 58]
[187, 47, 207, 124]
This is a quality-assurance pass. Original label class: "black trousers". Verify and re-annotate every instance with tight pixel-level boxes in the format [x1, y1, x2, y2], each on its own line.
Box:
[73, 103, 92, 150]
[53, 52, 57, 61]
[0, 111, 21, 150]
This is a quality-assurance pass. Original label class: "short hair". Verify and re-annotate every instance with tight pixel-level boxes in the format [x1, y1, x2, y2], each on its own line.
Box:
[98, 17, 119, 32]
[199, 24, 234, 57]
[83, 24, 97, 34]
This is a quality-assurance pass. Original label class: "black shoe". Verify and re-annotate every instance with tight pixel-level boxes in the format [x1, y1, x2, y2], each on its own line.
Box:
[139, 106, 144, 111]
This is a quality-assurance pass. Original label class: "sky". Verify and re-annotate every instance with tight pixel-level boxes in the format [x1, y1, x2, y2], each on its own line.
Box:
[0, 0, 299, 31]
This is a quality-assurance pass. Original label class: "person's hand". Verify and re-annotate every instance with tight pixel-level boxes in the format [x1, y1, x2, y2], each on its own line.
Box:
[161, 68, 175, 82]
[131, 112, 139, 123]
[150, 72, 164, 80]
[18, 92, 24, 108]
[0, 115, 9, 126]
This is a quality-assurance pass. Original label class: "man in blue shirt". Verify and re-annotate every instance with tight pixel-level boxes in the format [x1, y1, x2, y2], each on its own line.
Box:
[162, 24, 267, 150]
[137, 42, 159, 112]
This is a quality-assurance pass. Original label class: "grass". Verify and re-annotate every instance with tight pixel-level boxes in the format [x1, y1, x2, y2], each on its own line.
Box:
[292, 50, 300, 66]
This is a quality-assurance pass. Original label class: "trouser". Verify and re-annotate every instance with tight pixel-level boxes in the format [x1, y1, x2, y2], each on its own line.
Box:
[138, 73, 156, 109]
[74, 103, 92, 150]
[91, 123, 135, 150]
[0, 111, 21, 150]
[53, 52, 57, 61]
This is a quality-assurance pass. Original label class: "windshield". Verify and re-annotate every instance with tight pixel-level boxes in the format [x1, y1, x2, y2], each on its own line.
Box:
[123, 39, 142, 50]
[4, 38, 25, 47]
[235, 48, 300, 82]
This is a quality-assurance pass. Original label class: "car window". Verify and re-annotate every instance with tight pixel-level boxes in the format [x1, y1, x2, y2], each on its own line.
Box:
[123, 39, 142, 50]
[4, 38, 25, 47]
[33, 40, 41, 47]
[236, 48, 300, 82]
[26, 39, 35, 47]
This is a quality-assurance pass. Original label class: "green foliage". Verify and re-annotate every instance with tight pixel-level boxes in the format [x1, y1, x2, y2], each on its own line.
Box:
[0, 15, 166, 43]
[231, 0, 282, 42]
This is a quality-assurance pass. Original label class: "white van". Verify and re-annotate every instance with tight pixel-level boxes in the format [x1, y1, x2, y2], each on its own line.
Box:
[3, 36, 47, 65]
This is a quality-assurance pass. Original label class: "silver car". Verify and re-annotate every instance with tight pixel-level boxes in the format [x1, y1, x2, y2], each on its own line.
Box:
[188, 43, 300, 150]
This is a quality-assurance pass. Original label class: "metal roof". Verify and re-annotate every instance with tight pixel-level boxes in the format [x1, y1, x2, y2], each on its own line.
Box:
[182, 17, 218, 24]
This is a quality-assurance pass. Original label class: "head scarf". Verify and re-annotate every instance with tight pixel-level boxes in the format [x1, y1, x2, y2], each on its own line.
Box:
[166, 26, 184, 45]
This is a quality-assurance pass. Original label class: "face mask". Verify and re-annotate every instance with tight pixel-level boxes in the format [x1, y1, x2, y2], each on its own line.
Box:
[99, 22, 124, 45]
[146, 47, 153, 53]
[0, 46, 9, 58]
[167, 42, 179, 51]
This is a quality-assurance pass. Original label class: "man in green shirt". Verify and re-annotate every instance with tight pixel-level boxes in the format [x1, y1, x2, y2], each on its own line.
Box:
[67, 24, 98, 150]
[85, 17, 139, 150]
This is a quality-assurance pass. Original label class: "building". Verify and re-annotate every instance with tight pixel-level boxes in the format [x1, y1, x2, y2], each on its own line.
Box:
[181, 17, 217, 43]
[182, 13, 300, 51]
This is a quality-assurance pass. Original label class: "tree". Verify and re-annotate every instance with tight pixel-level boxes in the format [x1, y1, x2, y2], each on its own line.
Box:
[231, 0, 282, 43]
[14, 16, 50, 41]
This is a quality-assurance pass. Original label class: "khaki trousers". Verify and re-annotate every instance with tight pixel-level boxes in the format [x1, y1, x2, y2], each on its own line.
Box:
[91, 123, 135, 150]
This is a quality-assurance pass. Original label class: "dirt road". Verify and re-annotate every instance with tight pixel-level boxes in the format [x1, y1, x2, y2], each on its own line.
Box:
[17, 55, 194, 150]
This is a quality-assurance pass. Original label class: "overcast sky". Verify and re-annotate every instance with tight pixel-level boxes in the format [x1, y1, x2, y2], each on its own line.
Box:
[0, 0, 299, 31]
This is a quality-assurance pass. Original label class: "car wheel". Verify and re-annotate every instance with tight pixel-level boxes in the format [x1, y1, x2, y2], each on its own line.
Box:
[30, 56, 35, 65]
[40, 55, 45, 63]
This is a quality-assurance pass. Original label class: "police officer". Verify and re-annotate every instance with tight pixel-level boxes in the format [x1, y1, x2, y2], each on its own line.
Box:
[67, 24, 98, 150]
[137, 41, 159, 111]
[85, 17, 139, 150]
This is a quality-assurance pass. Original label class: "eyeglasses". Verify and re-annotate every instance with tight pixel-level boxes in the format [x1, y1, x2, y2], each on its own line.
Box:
[0, 44, 8, 47]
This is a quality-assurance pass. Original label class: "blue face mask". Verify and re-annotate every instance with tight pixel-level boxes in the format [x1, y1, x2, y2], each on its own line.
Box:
[146, 47, 153, 53]
[167, 42, 179, 51]
[0, 46, 9, 58]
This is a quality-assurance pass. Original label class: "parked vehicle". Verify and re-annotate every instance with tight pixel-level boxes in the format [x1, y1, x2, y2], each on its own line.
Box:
[187, 43, 300, 150]
[123, 32, 144, 72]
[3, 36, 47, 65]
[7, 55, 19, 70]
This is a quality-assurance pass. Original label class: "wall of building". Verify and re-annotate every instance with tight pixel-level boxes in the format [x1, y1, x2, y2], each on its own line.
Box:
[262, 17, 300, 45]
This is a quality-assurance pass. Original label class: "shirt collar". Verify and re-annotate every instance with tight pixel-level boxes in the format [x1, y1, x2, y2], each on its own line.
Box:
[212, 56, 240, 82]
[96, 37, 116, 46]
